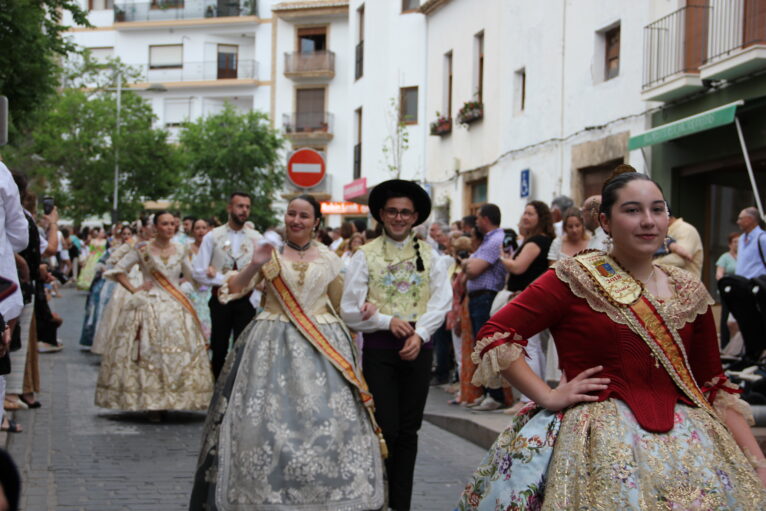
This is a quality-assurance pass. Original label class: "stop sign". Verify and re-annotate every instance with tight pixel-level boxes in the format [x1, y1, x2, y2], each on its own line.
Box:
[287, 148, 326, 189]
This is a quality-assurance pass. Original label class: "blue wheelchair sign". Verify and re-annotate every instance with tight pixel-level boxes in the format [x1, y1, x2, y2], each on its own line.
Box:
[520, 169, 530, 198]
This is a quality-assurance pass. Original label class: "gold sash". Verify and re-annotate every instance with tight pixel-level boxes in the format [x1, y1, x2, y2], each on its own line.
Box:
[261, 253, 388, 458]
[574, 252, 715, 416]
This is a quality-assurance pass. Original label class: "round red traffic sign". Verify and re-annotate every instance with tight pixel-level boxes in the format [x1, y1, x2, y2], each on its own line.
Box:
[287, 148, 326, 189]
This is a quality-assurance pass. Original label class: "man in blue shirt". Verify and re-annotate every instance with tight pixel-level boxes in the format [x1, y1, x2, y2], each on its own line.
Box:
[735, 207, 766, 279]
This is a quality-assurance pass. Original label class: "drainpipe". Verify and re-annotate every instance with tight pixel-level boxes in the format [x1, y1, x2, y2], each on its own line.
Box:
[557, 0, 567, 199]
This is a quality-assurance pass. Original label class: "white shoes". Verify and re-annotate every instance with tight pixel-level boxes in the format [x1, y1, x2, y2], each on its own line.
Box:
[473, 395, 502, 411]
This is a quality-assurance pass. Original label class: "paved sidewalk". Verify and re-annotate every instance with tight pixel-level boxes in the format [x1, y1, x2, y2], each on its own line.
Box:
[6, 288, 487, 510]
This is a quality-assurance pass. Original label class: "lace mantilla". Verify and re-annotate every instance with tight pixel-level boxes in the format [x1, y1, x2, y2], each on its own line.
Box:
[471, 332, 525, 389]
[554, 255, 713, 330]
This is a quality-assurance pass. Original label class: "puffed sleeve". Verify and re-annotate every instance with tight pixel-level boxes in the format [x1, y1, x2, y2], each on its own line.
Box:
[689, 308, 754, 425]
[217, 270, 262, 304]
[472, 269, 570, 388]
[103, 247, 140, 280]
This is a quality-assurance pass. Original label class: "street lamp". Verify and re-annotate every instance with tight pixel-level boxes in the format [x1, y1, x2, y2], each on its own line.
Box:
[112, 72, 167, 225]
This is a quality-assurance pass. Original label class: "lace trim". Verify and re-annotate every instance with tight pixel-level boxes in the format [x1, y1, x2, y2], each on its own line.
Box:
[703, 376, 754, 426]
[470, 332, 525, 389]
[554, 256, 713, 330]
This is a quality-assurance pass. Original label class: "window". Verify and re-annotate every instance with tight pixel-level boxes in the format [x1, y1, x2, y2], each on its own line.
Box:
[444, 51, 453, 117]
[88, 0, 113, 10]
[150, 0, 183, 8]
[401, 0, 419, 12]
[466, 178, 488, 215]
[88, 47, 114, 63]
[298, 27, 327, 53]
[400, 87, 418, 124]
[217, 45, 238, 79]
[604, 25, 620, 80]
[295, 88, 326, 132]
[514, 67, 526, 114]
[149, 44, 183, 69]
[164, 98, 191, 128]
[355, 5, 364, 80]
[354, 108, 362, 179]
[475, 31, 484, 103]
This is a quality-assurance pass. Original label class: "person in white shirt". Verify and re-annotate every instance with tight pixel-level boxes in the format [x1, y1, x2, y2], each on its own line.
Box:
[582, 195, 609, 250]
[0, 161, 28, 433]
[341, 179, 452, 511]
[192, 192, 261, 378]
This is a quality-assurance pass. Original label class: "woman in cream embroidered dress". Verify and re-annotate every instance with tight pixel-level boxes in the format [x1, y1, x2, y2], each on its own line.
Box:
[91, 224, 144, 354]
[457, 168, 766, 510]
[95, 212, 213, 411]
[190, 195, 384, 511]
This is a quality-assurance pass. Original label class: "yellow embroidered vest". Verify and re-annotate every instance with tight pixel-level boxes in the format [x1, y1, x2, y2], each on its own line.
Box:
[360, 235, 432, 322]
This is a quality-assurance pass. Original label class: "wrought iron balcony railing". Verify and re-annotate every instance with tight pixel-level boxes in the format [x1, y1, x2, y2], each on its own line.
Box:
[135, 59, 258, 82]
[283, 112, 334, 135]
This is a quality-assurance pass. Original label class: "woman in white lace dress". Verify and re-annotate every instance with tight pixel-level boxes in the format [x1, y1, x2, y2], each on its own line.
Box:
[190, 195, 384, 511]
[95, 212, 213, 413]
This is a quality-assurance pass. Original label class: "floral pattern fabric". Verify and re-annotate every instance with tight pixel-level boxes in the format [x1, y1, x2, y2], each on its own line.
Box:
[190, 247, 384, 511]
[456, 399, 766, 510]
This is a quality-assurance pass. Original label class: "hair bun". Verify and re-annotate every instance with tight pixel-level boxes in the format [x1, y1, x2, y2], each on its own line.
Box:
[602, 164, 638, 194]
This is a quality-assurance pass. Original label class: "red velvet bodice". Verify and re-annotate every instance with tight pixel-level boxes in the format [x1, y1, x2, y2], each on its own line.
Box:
[477, 269, 722, 433]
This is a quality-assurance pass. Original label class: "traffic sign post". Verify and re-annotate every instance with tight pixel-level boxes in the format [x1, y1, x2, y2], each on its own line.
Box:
[287, 147, 326, 189]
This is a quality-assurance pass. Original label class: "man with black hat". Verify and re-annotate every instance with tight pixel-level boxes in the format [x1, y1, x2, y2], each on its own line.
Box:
[341, 179, 452, 511]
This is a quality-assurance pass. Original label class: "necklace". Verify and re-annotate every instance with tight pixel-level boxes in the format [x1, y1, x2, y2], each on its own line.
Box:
[286, 240, 312, 259]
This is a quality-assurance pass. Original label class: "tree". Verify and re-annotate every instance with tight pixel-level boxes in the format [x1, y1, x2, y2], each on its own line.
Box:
[20, 87, 180, 224]
[0, 0, 90, 134]
[174, 104, 284, 230]
[381, 96, 410, 179]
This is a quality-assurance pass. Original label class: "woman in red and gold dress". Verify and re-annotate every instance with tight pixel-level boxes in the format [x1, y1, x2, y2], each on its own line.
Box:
[457, 166, 766, 510]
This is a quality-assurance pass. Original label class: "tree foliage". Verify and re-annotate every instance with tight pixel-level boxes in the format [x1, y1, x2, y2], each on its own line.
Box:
[0, 0, 90, 133]
[174, 104, 284, 230]
[20, 87, 180, 224]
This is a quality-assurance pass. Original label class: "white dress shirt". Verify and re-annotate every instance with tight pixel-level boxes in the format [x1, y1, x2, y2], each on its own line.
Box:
[340, 235, 453, 343]
[0, 163, 29, 320]
[587, 227, 608, 251]
[191, 227, 248, 287]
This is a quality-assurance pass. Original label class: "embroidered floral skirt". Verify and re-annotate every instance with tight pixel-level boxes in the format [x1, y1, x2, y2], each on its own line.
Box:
[92, 267, 142, 355]
[94, 289, 214, 411]
[456, 399, 766, 510]
[190, 318, 385, 511]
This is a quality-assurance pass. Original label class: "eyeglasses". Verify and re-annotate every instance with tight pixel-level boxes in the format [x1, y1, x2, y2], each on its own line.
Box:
[383, 207, 415, 220]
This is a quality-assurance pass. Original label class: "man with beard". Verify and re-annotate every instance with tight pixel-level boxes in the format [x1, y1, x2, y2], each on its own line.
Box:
[192, 192, 261, 378]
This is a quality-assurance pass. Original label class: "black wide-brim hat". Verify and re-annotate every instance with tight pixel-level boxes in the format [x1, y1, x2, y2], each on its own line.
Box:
[368, 179, 431, 226]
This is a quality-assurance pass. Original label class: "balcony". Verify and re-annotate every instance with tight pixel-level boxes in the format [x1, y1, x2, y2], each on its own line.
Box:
[284, 51, 335, 80]
[355, 41, 364, 80]
[700, 0, 766, 81]
[642, 1, 766, 102]
[131, 60, 258, 85]
[283, 112, 334, 143]
[641, 5, 707, 102]
[114, 0, 257, 25]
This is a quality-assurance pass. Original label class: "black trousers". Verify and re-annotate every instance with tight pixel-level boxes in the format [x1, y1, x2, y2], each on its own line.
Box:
[363, 346, 433, 511]
[208, 294, 255, 379]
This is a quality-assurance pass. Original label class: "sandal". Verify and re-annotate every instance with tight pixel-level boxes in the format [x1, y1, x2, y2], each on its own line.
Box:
[4, 398, 27, 411]
[1, 418, 22, 433]
[19, 395, 41, 409]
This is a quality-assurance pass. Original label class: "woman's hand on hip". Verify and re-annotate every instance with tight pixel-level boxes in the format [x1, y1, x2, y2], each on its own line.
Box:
[540, 365, 609, 412]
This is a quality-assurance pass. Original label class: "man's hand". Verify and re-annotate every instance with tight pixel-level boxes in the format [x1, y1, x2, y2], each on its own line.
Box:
[398, 333, 422, 361]
[669, 242, 693, 262]
[390, 317, 414, 339]
[42, 206, 59, 228]
[206, 265, 217, 279]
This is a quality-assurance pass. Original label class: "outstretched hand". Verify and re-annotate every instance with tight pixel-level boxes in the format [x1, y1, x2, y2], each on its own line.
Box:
[539, 365, 609, 412]
[251, 240, 274, 267]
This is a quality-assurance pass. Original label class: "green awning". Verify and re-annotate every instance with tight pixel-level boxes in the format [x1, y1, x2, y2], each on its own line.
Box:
[628, 100, 744, 151]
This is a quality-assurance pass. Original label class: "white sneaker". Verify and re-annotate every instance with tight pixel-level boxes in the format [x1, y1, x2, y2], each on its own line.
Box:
[38, 341, 64, 353]
[461, 396, 486, 408]
[474, 396, 502, 411]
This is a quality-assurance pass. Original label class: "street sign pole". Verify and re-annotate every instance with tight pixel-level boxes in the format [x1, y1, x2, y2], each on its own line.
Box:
[0, 96, 8, 146]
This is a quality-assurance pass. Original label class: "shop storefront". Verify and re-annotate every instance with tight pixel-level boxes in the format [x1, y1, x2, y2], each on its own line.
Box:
[633, 74, 766, 292]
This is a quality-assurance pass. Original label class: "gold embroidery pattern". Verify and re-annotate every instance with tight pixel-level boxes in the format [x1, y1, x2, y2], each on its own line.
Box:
[543, 400, 766, 510]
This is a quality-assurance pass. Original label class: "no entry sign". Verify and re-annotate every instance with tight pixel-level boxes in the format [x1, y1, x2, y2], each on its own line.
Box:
[287, 148, 326, 189]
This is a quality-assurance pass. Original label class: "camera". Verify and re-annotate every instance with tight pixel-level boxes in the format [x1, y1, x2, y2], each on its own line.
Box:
[502, 229, 518, 252]
[456, 250, 470, 260]
[42, 197, 55, 215]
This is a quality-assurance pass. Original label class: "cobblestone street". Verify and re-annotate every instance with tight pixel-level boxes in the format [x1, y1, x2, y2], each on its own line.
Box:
[7, 287, 485, 510]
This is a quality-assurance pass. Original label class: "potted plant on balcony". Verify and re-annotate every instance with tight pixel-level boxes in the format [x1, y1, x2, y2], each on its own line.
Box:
[429, 112, 452, 136]
[114, 6, 126, 21]
[456, 97, 483, 127]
